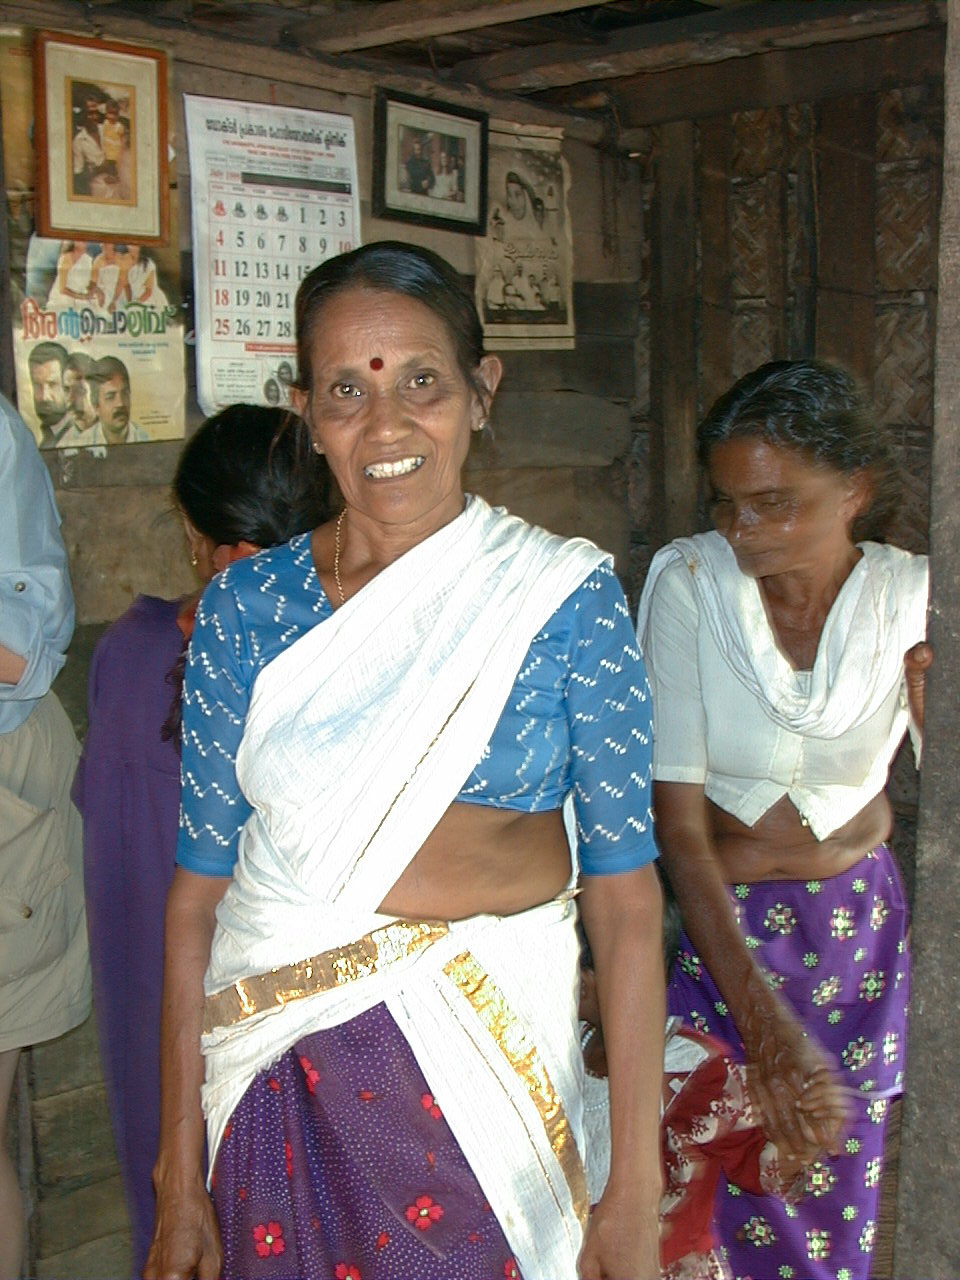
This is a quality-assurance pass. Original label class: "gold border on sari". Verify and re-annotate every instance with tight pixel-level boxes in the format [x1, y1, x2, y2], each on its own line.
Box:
[443, 948, 589, 1228]
[202, 919, 449, 1035]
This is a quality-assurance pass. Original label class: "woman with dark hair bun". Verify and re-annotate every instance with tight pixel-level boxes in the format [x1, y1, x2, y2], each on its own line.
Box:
[638, 359, 931, 1280]
[73, 405, 328, 1276]
[147, 242, 664, 1280]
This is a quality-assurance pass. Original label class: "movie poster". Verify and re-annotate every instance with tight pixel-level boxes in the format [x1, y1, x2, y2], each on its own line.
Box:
[14, 234, 185, 448]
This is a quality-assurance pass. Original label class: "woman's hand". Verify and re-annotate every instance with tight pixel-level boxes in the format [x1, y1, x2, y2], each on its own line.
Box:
[143, 1172, 222, 1280]
[579, 1188, 660, 1280]
[904, 642, 933, 732]
[740, 970, 847, 1160]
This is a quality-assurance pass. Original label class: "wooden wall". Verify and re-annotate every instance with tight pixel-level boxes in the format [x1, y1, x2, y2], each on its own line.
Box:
[627, 80, 943, 605]
[0, 4, 644, 1274]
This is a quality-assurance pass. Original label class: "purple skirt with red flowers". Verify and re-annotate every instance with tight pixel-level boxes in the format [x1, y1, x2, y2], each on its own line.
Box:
[667, 844, 910, 1280]
[211, 1001, 523, 1280]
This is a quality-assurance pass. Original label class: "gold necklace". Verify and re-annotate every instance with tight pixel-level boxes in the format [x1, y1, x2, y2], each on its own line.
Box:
[333, 509, 347, 605]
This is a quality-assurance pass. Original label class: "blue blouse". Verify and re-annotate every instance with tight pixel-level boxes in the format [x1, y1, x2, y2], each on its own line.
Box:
[176, 532, 657, 878]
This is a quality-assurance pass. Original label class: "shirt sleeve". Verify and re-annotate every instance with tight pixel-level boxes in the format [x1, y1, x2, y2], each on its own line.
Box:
[175, 576, 254, 876]
[639, 558, 709, 784]
[566, 565, 659, 876]
[0, 395, 74, 711]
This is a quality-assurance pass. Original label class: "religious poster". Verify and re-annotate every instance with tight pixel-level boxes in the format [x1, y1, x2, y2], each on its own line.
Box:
[14, 233, 185, 448]
[475, 122, 574, 351]
[184, 95, 360, 417]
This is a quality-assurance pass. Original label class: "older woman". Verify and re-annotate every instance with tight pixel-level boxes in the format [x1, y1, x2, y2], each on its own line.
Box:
[146, 242, 663, 1280]
[637, 361, 930, 1280]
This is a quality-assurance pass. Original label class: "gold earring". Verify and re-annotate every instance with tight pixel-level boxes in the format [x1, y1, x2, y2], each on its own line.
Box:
[313, 440, 324, 455]
[473, 418, 488, 434]
[190, 551, 198, 567]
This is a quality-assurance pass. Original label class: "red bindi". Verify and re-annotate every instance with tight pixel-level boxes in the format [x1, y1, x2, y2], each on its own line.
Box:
[369, 356, 383, 370]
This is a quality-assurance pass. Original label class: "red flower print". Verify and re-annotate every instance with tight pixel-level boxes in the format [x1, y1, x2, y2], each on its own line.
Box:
[358, 1089, 377, 1102]
[420, 1091, 443, 1120]
[504, 1259, 520, 1279]
[284, 1141, 293, 1180]
[268, 1077, 281, 1093]
[252, 1221, 286, 1258]
[298, 1055, 320, 1093]
[375, 1231, 390, 1250]
[426, 1150, 435, 1168]
[334, 1265, 361, 1280]
[468, 1232, 480, 1244]
[238, 1187, 248, 1201]
[405, 1194, 444, 1231]
[223, 1122, 233, 1141]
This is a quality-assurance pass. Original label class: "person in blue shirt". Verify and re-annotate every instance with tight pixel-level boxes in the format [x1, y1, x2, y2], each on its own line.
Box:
[146, 243, 664, 1280]
[0, 392, 90, 1279]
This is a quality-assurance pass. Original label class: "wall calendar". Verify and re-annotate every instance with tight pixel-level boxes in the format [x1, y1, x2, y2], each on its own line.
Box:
[184, 95, 360, 416]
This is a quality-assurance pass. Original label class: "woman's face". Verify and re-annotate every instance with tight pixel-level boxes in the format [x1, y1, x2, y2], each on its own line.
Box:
[293, 287, 501, 536]
[707, 437, 867, 579]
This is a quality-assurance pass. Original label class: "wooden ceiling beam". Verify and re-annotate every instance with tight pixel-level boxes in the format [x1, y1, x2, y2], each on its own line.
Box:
[452, 0, 945, 91]
[281, 0, 618, 55]
[607, 24, 945, 144]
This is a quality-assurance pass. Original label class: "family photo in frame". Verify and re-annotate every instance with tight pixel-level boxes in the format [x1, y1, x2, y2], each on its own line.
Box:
[373, 89, 487, 235]
[33, 30, 169, 244]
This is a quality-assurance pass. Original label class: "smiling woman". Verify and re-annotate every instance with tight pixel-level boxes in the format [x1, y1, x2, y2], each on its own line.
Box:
[146, 243, 665, 1280]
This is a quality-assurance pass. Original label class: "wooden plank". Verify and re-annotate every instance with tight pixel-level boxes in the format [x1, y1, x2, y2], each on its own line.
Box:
[38, 1176, 130, 1258]
[650, 120, 698, 548]
[893, 7, 960, 1271]
[0, 0, 602, 142]
[455, 1, 943, 92]
[30, 1012, 103, 1099]
[283, 0, 618, 55]
[35, 1231, 133, 1280]
[789, 105, 817, 358]
[467, 390, 631, 470]
[497, 339, 637, 398]
[765, 116, 789, 360]
[574, 281, 640, 335]
[613, 26, 945, 139]
[699, 115, 733, 413]
[815, 94, 876, 389]
[32, 1082, 119, 1188]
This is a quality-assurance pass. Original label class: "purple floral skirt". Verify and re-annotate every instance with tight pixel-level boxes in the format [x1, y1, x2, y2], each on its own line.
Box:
[667, 845, 910, 1280]
[211, 1001, 523, 1280]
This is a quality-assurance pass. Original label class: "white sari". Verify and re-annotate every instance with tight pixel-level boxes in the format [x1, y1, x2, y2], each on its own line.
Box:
[201, 496, 608, 1279]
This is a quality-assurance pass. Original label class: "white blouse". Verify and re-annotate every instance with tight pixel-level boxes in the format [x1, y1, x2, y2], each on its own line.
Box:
[639, 537, 929, 840]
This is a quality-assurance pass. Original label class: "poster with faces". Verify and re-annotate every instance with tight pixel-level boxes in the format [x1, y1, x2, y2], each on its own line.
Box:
[185, 95, 360, 417]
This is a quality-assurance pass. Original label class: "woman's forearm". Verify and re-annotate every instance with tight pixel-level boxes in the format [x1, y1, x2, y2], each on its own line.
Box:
[581, 867, 664, 1196]
[144, 869, 230, 1280]
[154, 868, 226, 1182]
[578, 864, 663, 1280]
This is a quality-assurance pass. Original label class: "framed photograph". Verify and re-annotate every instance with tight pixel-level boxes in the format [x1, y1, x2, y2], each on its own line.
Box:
[34, 30, 169, 244]
[373, 89, 487, 235]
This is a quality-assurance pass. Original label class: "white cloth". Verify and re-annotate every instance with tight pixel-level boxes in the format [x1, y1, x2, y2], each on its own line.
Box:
[202, 496, 607, 1278]
[46, 250, 93, 309]
[126, 259, 169, 311]
[636, 531, 929, 838]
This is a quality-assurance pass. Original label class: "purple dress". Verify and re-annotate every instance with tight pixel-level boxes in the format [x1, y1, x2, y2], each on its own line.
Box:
[72, 595, 184, 1276]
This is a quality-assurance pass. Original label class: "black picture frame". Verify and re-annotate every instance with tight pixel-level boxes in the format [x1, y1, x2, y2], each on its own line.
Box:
[372, 89, 488, 236]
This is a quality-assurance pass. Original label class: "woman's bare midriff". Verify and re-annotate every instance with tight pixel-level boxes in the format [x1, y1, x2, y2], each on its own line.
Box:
[711, 790, 893, 884]
[378, 802, 571, 921]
